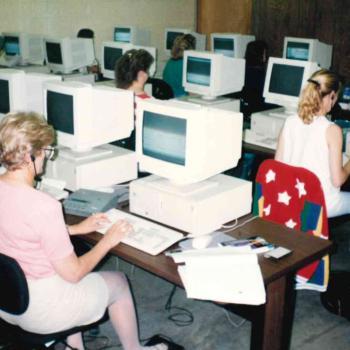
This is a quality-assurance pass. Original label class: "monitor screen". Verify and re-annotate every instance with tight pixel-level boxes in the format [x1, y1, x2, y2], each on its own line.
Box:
[4, 36, 20, 56]
[186, 56, 211, 86]
[268, 64, 304, 97]
[114, 27, 131, 43]
[104, 46, 123, 71]
[286, 41, 310, 61]
[166, 31, 184, 50]
[143, 111, 186, 166]
[47, 90, 74, 134]
[0, 79, 10, 114]
[213, 37, 234, 57]
[45, 42, 63, 64]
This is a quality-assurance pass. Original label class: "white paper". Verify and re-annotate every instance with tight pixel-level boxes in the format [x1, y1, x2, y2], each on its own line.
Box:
[175, 251, 266, 305]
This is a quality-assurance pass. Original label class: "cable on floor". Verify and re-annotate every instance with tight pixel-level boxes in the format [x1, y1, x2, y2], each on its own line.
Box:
[223, 308, 247, 328]
[164, 285, 194, 327]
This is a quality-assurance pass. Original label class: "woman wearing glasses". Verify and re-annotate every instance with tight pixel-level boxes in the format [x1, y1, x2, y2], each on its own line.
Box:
[0, 112, 166, 350]
[275, 69, 350, 218]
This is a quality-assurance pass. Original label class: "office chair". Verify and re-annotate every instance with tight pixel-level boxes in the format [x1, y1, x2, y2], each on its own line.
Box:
[253, 159, 330, 292]
[147, 78, 174, 100]
[0, 252, 108, 349]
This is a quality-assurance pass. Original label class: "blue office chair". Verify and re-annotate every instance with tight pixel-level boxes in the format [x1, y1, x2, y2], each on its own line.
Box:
[0, 252, 108, 349]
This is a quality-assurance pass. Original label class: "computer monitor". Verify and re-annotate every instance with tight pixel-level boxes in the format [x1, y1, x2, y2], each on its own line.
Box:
[113, 25, 150, 46]
[2, 32, 45, 66]
[135, 99, 243, 185]
[263, 57, 319, 111]
[43, 80, 134, 153]
[183, 50, 245, 100]
[210, 33, 255, 58]
[164, 28, 207, 54]
[0, 69, 26, 118]
[44, 37, 95, 74]
[283, 36, 332, 69]
[0, 69, 60, 119]
[101, 41, 130, 79]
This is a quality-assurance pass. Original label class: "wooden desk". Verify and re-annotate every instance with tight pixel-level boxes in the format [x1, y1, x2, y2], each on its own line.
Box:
[67, 214, 332, 350]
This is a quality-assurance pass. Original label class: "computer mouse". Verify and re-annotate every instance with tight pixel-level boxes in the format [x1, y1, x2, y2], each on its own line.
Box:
[191, 235, 212, 249]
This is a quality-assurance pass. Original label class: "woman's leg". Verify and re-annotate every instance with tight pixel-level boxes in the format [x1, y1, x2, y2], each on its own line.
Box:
[65, 332, 84, 350]
[99, 271, 142, 350]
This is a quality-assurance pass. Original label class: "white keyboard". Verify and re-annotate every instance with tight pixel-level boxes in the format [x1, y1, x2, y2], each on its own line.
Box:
[98, 208, 184, 255]
[243, 129, 277, 150]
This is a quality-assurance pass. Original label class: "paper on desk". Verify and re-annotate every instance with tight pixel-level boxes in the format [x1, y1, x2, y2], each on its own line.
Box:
[173, 249, 266, 305]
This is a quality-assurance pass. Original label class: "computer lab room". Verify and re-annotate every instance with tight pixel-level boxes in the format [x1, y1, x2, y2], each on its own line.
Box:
[0, 1, 350, 349]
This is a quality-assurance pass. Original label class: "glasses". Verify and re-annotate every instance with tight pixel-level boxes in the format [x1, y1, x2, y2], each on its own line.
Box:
[42, 147, 57, 161]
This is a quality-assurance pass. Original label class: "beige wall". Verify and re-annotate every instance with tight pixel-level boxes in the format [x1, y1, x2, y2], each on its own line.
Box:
[0, 0, 197, 74]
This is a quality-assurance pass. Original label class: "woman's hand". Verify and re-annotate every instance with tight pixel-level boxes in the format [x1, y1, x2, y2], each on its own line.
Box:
[103, 220, 133, 248]
[67, 213, 110, 235]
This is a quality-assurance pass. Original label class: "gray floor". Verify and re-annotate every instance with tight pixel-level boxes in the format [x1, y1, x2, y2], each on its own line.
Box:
[79, 222, 350, 350]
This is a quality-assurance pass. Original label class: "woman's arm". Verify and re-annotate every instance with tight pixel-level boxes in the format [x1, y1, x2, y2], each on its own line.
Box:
[67, 213, 110, 235]
[274, 129, 285, 161]
[51, 220, 131, 283]
[327, 124, 350, 187]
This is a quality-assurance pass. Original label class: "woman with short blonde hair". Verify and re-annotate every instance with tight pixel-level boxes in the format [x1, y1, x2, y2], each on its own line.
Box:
[0, 112, 166, 350]
[275, 69, 350, 217]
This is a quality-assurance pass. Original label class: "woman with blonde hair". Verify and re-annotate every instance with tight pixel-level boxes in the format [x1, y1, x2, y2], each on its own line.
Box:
[275, 69, 350, 217]
[163, 33, 196, 97]
[0, 112, 166, 350]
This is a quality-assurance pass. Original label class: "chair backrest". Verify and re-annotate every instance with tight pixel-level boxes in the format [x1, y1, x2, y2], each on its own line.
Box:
[253, 159, 328, 235]
[0, 253, 29, 315]
[147, 78, 174, 100]
[253, 159, 329, 291]
[77, 28, 94, 39]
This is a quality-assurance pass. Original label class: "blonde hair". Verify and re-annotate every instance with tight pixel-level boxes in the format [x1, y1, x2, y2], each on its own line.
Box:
[298, 69, 341, 124]
[171, 34, 196, 60]
[0, 112, 55, 171]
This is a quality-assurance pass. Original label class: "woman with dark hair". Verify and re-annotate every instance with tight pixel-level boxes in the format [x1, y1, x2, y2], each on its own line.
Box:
[115, 49, 154, 98]
[163, 34, 196, 97]
[275, 69, 350, 217]
[241, 40, 269, 114]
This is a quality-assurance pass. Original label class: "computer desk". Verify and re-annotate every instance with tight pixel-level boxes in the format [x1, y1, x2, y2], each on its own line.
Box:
[66, 210, 332, 350]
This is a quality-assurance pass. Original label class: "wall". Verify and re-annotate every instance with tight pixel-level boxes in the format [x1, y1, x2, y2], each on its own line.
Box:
[252, 0, 350, 81]
[0, 0, 197, 74]
[197, 0, 253, 49]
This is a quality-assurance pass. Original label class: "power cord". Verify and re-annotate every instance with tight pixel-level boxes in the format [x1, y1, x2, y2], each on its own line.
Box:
[221, 215, 259, 232]
[222, 308, 247, 328]
[164, 285, 193, 327]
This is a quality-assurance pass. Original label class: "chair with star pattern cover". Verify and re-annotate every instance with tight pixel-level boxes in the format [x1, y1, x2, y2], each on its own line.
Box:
[253, 159, 329, 291]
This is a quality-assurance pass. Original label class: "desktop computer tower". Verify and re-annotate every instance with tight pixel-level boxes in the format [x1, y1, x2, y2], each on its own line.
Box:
[129, 174, 252, 236]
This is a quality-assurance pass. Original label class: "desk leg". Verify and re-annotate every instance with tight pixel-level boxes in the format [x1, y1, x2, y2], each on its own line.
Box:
[251, 274, 296, 350]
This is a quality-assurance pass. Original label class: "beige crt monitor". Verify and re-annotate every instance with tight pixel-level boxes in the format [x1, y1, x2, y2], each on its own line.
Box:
[129, 99, 252, 236]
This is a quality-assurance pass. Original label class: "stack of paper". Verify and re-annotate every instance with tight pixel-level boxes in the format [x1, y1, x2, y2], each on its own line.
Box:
[171, 248, 266, 305]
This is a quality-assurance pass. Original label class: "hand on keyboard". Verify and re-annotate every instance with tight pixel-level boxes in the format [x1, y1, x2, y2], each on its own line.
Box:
[69, 213, 110, 235]
[103, 219, 133, 248]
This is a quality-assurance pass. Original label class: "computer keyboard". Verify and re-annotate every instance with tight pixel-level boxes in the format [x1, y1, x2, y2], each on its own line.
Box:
[98, 208, 184, 255]
[243, 129, 277, 150]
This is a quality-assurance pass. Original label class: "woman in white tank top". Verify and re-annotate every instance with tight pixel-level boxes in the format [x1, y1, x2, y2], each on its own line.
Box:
[275, 69, 350, 218]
